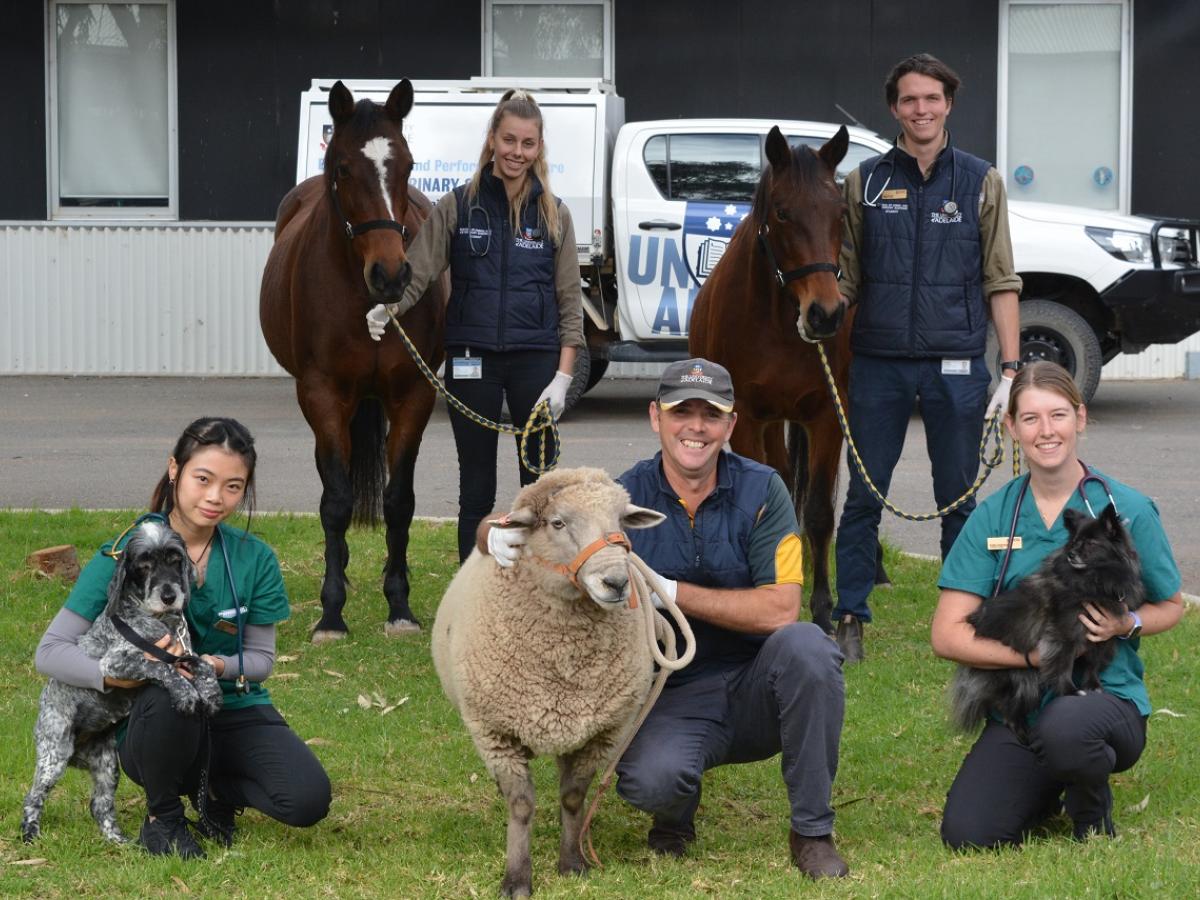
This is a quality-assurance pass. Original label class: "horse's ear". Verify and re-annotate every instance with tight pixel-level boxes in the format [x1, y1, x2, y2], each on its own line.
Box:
[818, 125, 849, 173]
[329, 80, 355, 126]
[765, 126, 790, 171]
[386, 79, 414, 123]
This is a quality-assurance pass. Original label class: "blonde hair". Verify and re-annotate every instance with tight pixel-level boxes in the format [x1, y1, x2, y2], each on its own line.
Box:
[1007, 361, 1084, 419]
[467, 89, 561, 246]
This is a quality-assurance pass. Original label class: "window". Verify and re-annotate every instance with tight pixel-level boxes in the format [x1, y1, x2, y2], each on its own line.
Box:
[483, 0, 613, 80]
[999, 1, 1130, 211]
[788, 135, 880, 184]
[642, 134, 762, 202]
[47, 1, 177, 218]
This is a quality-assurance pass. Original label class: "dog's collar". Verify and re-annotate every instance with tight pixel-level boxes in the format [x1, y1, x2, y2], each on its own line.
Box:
[111, 615, 200, 673]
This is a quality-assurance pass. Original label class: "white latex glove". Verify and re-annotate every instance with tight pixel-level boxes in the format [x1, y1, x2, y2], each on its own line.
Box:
[986, 374, 1014, 420]
[486, 523, 528, 568]
[366, 304, 391, 341]
[535, 370, 573, 420]
[649, 576, 678, 610]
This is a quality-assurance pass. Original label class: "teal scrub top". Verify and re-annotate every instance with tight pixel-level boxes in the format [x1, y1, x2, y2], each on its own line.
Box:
[939, 466, 1181, 716]
[65, 515, 290, 711]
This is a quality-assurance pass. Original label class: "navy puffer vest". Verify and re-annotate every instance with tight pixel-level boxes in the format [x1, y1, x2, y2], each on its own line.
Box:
[446, 165, 559, 351]
[854, 142, 992, 358]
[618, 451, 776, 682]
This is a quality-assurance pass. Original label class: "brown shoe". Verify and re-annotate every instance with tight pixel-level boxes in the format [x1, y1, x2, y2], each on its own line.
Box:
[789, 830, 849, 879]
[836, 615, 865, 663]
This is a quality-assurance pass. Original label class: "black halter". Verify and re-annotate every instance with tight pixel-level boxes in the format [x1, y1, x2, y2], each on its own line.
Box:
[330, 179, 409, 243]
[757, 224, 840, 287]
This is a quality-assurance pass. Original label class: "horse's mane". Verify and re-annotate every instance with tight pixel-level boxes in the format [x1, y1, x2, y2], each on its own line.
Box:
[750, 143, 828, 227]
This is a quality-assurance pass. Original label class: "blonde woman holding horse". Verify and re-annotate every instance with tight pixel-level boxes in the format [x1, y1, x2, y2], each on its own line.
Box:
[367, 89, 585, 562]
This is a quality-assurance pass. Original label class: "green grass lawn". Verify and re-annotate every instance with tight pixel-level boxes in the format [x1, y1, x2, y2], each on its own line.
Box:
[1, 510, 1196, 898]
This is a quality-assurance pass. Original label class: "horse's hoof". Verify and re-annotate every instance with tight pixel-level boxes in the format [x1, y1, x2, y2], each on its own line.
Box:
[311, 629, 348, 645]
[384, 620, 421, 636]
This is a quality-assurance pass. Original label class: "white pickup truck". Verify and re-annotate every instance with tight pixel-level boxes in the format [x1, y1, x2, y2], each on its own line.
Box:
[296, 78, 1200, 404]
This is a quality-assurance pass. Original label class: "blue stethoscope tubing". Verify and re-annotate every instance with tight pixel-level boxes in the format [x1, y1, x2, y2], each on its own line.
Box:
[992, 461, 1118, 597]
[215, 527, 249, 694]
[862, 144, 959, 214]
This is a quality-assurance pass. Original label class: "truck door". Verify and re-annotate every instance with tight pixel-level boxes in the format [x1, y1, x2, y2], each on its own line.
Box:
[614, 130, 762, 342]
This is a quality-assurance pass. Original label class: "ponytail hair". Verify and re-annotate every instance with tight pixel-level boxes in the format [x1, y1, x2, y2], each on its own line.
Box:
[468, 88, 562, 246]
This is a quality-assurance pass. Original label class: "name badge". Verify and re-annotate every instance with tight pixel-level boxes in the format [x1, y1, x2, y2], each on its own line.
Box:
[987, 536, 1023, 551]
[881, 188, 908, 200]
[942, 359, 970, 376]
[452, 357, 483, 380]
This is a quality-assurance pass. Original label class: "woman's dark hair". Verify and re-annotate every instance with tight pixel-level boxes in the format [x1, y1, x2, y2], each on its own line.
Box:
[885, 53, 962, 107]
[150, 417, 258, 526]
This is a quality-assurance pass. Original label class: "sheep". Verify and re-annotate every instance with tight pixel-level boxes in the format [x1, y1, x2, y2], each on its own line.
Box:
[431, 467, 671, 898]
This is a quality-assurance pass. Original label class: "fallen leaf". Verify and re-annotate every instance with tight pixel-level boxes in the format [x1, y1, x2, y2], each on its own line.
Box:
[171, 875, 192, 894]
[372, 691, 386, 707]
[305, 737, 332, 746]
[1127, 794, 1150, 814]
[396, 696, 410, 706]
[469, 772, 479, 783]
[276, 654, 297, 663]
[323, 669, 345, 679]
[1153, 708, 1185, 718]
[357, 694, 372, 710]
[272, 672, 300, 680]
[9, 859, 47, 867]
[381, 705, 397, 715]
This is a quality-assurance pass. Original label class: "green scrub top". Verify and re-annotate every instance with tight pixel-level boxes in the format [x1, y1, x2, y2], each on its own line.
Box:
[65, 515, 291, 711]
[939, 466, 1181, 716]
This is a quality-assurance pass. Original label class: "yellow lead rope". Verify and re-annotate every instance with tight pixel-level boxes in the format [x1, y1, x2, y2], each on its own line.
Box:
[815, 342, 1021, 521]
[385, 308, 560, 475]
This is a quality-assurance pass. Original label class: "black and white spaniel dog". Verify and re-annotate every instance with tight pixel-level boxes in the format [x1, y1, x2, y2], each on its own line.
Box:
[21, 520, 223, 843]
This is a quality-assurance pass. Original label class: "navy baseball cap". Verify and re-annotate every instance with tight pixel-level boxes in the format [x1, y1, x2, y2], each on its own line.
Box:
[656, 358, 735, 413]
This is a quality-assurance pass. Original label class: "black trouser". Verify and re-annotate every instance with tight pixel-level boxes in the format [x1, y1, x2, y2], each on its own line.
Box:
[941, 691, 1146, 849]
[444, 346, 559, 561]
[118, 685, 331, 827]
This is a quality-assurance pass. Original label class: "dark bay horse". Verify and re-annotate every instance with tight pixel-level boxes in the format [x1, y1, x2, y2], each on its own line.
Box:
[260, 80, 445, 643]
[690, 125, 885, 633]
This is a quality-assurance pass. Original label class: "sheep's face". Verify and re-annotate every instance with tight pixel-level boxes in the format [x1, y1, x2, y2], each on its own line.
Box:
[508, 472, 665, 608]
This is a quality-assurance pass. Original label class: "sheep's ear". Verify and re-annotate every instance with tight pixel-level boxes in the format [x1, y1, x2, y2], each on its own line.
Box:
[501, 507, 538, 529]
[622, 504, 667, 530]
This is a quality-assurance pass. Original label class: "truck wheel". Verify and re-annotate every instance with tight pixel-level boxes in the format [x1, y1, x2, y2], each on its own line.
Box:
[586, 357, 609, 391]
[562, 351, 591, 416]
[986, 299, 1103, 404]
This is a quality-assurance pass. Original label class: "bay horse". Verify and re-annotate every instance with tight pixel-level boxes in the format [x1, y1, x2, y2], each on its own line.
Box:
[689, 125, 886, 634]
[260, 80, 445, 643]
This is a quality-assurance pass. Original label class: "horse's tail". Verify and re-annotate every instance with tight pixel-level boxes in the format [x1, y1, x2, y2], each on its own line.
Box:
[349, 397, 387, 527]
[786, 421, 809, 509]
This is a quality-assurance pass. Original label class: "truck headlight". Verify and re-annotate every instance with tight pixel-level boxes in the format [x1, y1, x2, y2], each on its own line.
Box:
[1085, 227, 1153, 263]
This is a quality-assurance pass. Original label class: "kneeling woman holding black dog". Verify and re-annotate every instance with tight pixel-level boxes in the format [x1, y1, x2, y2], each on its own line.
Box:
[35, 417, 330, 858]
[931, 362, 1183, 846]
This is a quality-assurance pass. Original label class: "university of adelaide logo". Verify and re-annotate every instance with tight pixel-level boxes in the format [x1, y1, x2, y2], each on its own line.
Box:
[683, 201, 750, 285]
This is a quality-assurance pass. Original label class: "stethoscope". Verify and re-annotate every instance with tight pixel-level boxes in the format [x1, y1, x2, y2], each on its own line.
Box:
[862, 145, 959, 215]
[992, 461, 1119, 597]
[106, 513, 249, 694]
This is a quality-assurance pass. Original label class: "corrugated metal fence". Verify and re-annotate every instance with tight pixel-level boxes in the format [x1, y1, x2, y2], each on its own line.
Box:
[1, 223, 1197, 379]
[1, 223, 282, 375]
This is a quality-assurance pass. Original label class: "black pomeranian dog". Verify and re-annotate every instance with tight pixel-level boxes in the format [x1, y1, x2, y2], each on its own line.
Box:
[950, 503, 1144, 744]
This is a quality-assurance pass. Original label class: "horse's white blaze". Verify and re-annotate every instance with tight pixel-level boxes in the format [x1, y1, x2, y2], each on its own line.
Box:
[362, 137, 396, 221]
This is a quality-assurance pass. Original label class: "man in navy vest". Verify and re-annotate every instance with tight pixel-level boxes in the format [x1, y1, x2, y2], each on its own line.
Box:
[484, 359, 850, 879]
[833, 53, 1023, 663]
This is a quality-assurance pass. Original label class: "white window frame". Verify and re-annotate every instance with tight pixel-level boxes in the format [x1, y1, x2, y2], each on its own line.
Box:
[45, 0, 179, 220]
[482, 0, 614, 82]
[997, 0, 1132, 213]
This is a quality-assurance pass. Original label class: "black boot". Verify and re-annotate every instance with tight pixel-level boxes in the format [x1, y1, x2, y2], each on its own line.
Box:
[137, 814, 205, 860]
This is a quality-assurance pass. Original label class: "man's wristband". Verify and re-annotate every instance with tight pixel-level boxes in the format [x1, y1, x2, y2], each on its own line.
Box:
[999, 359, 1023, 373]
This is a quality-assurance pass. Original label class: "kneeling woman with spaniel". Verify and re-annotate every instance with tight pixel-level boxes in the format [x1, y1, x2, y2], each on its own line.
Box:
[34, 417, 330, 859]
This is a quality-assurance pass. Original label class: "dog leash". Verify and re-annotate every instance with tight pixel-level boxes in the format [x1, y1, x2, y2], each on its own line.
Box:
[110, 615, 201, 674]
